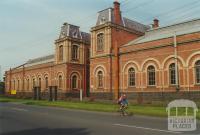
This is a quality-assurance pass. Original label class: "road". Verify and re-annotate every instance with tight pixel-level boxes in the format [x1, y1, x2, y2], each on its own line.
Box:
[0, 102, 199, 135]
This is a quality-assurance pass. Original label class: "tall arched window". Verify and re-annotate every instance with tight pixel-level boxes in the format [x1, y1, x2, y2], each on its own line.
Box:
[72, 75, 77, 89]
[58, 75, 63, 89]
[128, 68, 135, 87]
[33, 78, 36, 88]
[195, 60, 200, 84]
[13, 80, 15, 90]
[169, 63, 176, 85]
[97, 71, 103, 88]
[97, 33, 104, 51]
[38, 78, 41, 88]
[148, 66, 156, 86]
[72, 45, 78, 60]
[27, 79, 29, 90]
[17, 80, 20, 90]
[45, 77, 48, 89]
[59, 45, 63, 61]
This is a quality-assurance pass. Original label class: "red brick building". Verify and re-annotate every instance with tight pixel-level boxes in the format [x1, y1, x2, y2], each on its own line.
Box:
[5, 23, 90, 99]
[5, 1, 200, 101]
[90, 1, 200, 101]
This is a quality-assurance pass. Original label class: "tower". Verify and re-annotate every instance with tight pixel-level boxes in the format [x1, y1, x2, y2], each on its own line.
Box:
[90, 1, 149, 100]
[55, 23, 90, 96]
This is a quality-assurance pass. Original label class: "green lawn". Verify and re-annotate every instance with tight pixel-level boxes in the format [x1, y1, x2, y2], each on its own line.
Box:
[0, 96, 199, 119]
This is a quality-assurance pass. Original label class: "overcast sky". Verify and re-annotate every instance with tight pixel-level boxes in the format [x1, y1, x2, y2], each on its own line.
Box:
[0, 0, 200, 80]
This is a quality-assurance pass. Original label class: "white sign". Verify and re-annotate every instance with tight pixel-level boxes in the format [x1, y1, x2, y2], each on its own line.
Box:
[166, 99, 198, 131]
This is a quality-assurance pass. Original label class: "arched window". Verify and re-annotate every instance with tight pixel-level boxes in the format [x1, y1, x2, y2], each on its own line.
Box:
[59, 45, 63, 61]
[169, 63, 176, 85]
[97, 33, 104, 51]
[13, 80, 15, 90]
[58, 75, 63, 89]
[148, 66, 156, 86]
[27, 79, 29, 90]
[17, 80, 20, 90]
[72, 45, 78, 60]
[97, 71, 103, 88]
[38, 78, 41, 88]
[45, 77, 48, 89]
[195, 60, 200, 84]
[33, 78, 36, 88]
[128, 68, 135, 87]
[72, 75, 77, 89]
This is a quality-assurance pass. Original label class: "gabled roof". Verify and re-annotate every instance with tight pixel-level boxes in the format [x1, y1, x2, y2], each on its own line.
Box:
[123, 18, 200, 47]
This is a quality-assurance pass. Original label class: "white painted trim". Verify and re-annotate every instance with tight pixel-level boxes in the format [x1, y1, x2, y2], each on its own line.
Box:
[122, 60, 140, 73]
[122, 17, 125, 27]
[109, 8, 111, 22]
[186, 51, 200, 67]
[113, 124, 182, 134]
[93, 65, 107, 76]
[161, 55, 186, 69]
[141, 58, 160, 71]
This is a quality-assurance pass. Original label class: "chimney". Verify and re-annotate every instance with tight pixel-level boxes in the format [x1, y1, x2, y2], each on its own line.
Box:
[153, 18, 159, 28]
[113, 0, 122, 25]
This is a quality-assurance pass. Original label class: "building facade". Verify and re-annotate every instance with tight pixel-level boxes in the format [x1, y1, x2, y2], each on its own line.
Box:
[5, 1, 200, 101]
[89, 1, 200, 101]
[5, 23, 90, 99]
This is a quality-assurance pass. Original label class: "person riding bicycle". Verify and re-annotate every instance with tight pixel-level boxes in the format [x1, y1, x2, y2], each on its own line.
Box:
[118, 94, 128, 116]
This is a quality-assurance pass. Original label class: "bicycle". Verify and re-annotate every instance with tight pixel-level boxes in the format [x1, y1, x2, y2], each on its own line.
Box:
[118, 104, 134, 116]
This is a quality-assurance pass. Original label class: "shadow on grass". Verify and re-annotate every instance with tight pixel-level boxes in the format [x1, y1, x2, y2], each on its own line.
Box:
[1, 128, 90, 135]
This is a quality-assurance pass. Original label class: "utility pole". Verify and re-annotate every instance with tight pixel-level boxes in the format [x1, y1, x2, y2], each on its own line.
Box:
[174, 32, 179, 91]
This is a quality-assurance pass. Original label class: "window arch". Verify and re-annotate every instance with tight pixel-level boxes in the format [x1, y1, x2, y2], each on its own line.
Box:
[169, 63, 176, 85]
[97, 71, 103, 88]
[147, 66, 156, 86]
[128, 68, 135, 87]
[58, 75, 63, 89]
[97, 33, 104, 51]
[195, 60, 200, 84]
[72, 75, 78, 89]
[59, 45, 63, 61]
[45, 77, 48, 89]
[72, 45, 78, 60]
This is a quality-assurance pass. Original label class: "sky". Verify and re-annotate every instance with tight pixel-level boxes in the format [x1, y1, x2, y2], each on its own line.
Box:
[0, 0, 200, 81]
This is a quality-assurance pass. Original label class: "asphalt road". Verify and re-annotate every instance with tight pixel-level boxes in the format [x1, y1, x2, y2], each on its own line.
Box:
[0, 103, 199, 135]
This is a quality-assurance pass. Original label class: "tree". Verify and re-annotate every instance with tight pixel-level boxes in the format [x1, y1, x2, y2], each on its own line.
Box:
[0, 81, 5, 94]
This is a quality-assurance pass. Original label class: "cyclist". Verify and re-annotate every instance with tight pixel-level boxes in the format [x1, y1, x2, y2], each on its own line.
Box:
[118, 94, 128, 116]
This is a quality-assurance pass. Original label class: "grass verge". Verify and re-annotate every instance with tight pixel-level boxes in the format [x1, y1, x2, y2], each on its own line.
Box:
[0, 96, 199, 119]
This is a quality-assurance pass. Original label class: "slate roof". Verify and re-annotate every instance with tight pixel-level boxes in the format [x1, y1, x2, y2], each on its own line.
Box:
[59, 23, 90, 43]
[96, 8, 150, 33]
[25, 54, 54, 67]
[123, 18, 200, 47]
